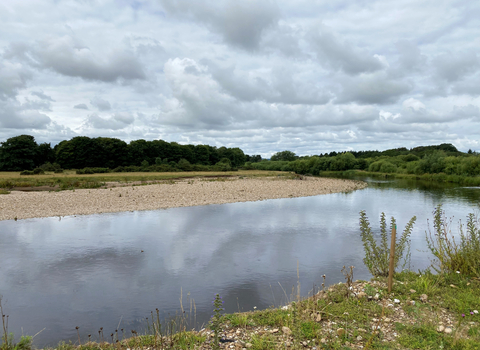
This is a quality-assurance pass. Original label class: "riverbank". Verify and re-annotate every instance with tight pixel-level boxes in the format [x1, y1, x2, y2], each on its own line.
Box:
[14, 271, 477, 350]
[0, 175, 366, 221]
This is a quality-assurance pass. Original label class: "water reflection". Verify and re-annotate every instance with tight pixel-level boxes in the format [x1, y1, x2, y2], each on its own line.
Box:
[0, 179, 479, 347]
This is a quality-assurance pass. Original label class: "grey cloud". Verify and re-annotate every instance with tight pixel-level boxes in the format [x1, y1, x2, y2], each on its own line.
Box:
[31, 91, 55, 102]
[433, 51, 479, 82]
[210, 65, 331, 105]
[32, 36, 146, 82]
[160, 0, 280, 50]
[261, 22, 303, 57]
[309, 26, 383, 75]
[0, 59, 32, 100]
[452, 75, 480, 96]
[395, 40, 426, 71]
[0, 100, 51, 129]
[90, 97, 111, 111]
[336, 72, 412, 105]
[74, 103, 89, 110]
[398, 100, 480, 124]
[85, 113, 135, 130]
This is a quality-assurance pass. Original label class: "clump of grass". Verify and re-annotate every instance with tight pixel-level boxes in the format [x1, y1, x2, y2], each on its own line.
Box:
[359, 210, 416, 277]
[426, 205, 480, 277]
[0, 190, 10, 195]
[1, 297, 32, 350]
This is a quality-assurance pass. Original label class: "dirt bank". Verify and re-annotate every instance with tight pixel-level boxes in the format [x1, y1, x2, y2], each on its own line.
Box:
[0, 176, 366, 221]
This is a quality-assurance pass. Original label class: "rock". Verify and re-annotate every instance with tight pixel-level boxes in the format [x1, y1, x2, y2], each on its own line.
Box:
[384, 318, 391, 322]
[374, 293, 380, 300]
[245, 343, 253, 348]
[420, 294, 428, 302]
[444, 327, 453, 334]
[437, 325, 445, 333]
[357, 336, 363, 341]
[282, 326, 292, 335]
[410, 289, 416, 293]
[357, 292, 367, 299]
[285, 341, 291, 347]
[337, 328, 345, 337]
[320, 338, 326, 344]
[394, 299, 400, 304]
[316, 313, 322, 322]
[271, 328, 279, 333]
[408, 300, 416, 306]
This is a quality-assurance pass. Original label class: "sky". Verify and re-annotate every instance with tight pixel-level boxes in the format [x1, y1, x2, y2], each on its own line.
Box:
[1, 0, 479, 157]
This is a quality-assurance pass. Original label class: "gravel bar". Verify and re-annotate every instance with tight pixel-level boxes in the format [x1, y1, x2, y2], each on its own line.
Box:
[0, 176, 366, 221]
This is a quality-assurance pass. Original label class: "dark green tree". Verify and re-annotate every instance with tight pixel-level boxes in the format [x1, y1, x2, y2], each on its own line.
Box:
[55, 136, 103, 169]
[271, 150, 297, 161]
[0, 135, 39, 170]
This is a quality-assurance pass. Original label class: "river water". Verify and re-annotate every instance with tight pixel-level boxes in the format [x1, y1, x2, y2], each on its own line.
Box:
[1, 177, 479, 347]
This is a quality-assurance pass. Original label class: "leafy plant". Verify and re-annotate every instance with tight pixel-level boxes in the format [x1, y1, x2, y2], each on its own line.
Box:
[426, 205, 480, 277]
[359, 211, 416, 277]
[210, 294, 224, 350]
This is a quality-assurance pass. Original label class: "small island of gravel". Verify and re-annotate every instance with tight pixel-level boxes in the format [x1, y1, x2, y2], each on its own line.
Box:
[0, 176, 366, 221]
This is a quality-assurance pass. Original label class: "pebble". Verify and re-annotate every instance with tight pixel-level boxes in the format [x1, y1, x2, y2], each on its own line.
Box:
[1, 177, 366, 221]
[420, 294, 428, 302]
[282, 326, 292, 335]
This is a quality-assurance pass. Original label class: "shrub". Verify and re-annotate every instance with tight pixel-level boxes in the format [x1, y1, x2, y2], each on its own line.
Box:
[426, 205, 480, 277]
[32, 168, 44, 175]
[359, 211, 416, 277]
[19, 170, 34, 175]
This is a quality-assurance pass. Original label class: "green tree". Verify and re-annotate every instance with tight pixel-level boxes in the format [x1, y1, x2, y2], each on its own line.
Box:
[96, 137, 128, 168]
[271, 150, 297, 161]
[55, 136, 103, 169]
[0, 135, 39, 170]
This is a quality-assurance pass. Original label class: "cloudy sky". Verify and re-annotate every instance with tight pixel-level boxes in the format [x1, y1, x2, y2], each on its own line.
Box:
[1, 0, 479, 156]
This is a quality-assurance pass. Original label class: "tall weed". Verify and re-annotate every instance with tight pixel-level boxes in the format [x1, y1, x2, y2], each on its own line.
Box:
[426, 205, 480, 277]
[359, 211, 416, 277]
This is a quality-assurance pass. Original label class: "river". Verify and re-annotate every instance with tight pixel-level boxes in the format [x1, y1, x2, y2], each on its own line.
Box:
[0, 176, 479, 347]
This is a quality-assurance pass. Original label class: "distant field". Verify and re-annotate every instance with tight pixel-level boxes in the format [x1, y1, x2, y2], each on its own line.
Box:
[0, 170, 289, 190]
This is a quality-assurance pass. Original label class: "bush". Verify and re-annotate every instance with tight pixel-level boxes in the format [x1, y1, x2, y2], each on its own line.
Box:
[359, 211, 416, 277]
[19, 170, 34, 175]
[426, 205, 480, 277]
[215, 158, 232, 171]
[32, 168, 44, 175]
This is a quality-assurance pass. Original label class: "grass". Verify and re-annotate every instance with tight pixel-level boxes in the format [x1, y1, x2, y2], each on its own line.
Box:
[0, 170, 290, 191]
[2, 271, 480, 349]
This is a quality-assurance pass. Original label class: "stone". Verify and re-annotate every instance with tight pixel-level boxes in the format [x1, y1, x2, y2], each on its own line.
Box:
[245, 343, 253, 348]
[374, 293, 380, 300]
[316, 314, 322, 322]
[357, 292, 367, 299]
[408, 300, 416, 306]
[444, 327, 453, 334]
[337, 328, 345, 337]
[271, 328, 279, 333]
[282, 326, 292, 335]
[357, 336, 363, 341]
[420, 294, 428, 302]
[394, 299, 400, 304]
[410, 289, 416, 293]
[437, 325, 445, 333]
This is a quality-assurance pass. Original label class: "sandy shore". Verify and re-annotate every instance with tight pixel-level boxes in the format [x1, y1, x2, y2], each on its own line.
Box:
[0, 176, 366, 221]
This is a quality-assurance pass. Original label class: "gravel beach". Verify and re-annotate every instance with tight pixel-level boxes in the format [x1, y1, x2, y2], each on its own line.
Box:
[0, 176, 366, 221]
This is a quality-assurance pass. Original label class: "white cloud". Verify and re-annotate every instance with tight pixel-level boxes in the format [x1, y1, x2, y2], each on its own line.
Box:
[0, 0, 478, 153]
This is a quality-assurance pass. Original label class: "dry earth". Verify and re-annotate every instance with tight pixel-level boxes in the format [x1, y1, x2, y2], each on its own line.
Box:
[0, 176, 366, 221]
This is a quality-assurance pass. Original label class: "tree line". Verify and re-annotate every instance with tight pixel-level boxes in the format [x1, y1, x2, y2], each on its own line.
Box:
[248, 143, 480, 178]
[0, 135, 263, 172]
